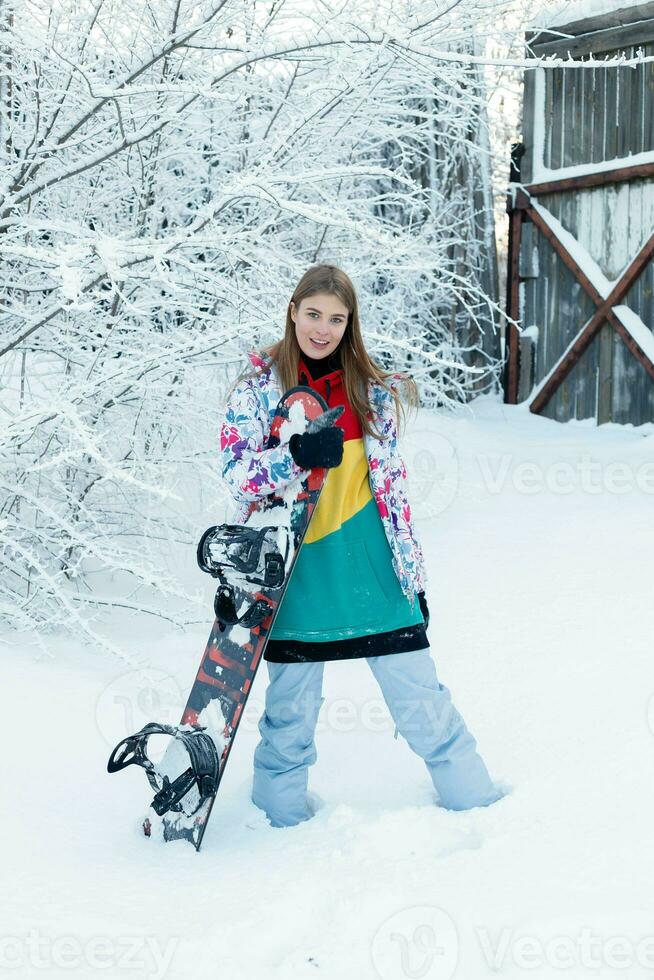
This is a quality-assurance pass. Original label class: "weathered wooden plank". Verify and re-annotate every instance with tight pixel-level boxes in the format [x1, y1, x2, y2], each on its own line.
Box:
[605, 68, 618, 162]
[542, 273, 549, 378]
[587, 64, 597, 169]
[597, 321, 614, 423]
[521, 71, 535, 184]
[575, 323, 597, 421]
[594, 64, 606, 165]
[644, 53, 654, 153]
[607, 181, 631, 280]
[551, 70, 563, 170]
[576, 63, 586, 168]
[526, 162, 654, 195]
[557, 280, 575, 423]
[548, 203, 560, 388]
[609, 329, 625, 424]
[563, 68, 576, 168]
[630, 48, 644, 156]
[549, 195, 564, 402]
[543, 69, 553, 170]
[616, 66, 627, 159]
[536, 223, 553, 386]
[519, 221, 539, 277]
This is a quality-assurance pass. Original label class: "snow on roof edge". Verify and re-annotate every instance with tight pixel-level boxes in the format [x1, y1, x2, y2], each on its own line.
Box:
[530, 0, 654, 31]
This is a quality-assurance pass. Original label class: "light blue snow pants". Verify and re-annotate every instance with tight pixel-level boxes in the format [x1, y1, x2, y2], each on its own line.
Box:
[252, 647, 502, 827]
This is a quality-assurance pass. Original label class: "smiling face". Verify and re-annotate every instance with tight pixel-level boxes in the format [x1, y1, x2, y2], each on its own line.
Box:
[290, 292, 349, 359]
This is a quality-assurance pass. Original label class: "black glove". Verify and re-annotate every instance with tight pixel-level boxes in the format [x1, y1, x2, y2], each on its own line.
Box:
[289, 427, 344, 469]
[418, 590, 429, 629]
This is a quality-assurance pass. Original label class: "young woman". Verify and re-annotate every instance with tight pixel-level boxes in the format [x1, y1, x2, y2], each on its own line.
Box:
[220, 264, 504, 828]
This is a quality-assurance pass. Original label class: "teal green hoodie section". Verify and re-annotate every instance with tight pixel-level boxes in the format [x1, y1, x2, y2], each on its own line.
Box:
[270, 497, 424, 640]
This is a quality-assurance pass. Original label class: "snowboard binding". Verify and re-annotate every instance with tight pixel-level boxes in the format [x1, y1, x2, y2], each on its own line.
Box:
[197, 524, 292, 632]
[107, 722, 220, 817]
[197, 400, 345, 634]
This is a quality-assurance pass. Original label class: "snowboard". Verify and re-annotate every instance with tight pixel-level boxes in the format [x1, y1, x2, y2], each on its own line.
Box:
[107, 385, 342, 850]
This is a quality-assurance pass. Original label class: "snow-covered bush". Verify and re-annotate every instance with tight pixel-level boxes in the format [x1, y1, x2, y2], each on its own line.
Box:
[1, 0, 510, 646]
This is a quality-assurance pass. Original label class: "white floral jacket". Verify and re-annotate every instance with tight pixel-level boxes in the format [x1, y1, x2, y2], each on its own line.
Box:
[219, 351, 428, 609]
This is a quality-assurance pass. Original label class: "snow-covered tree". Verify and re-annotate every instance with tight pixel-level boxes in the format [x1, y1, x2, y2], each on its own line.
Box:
[1, 0, 515, 648]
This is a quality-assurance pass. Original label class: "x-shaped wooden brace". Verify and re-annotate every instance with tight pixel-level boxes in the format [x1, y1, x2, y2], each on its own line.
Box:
[512, 187, 654, 414]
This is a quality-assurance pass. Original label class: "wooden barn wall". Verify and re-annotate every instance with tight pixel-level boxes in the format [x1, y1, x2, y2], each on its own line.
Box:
[520, 40, 654, 424]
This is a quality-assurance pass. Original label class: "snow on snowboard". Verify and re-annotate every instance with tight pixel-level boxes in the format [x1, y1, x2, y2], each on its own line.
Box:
[107, 385, 342, 850]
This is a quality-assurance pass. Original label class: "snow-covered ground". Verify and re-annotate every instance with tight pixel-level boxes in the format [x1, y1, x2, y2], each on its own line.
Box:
[3, 391, 654, 980]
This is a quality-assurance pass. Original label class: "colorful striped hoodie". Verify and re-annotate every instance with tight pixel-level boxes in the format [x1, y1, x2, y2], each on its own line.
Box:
[264, 350, 428, 662]
[219, 346, 429, 664]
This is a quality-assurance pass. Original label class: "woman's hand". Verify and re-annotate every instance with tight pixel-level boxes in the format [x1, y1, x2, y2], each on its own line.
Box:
[221, 378, 310, 501]
[289, 426, 344, 469]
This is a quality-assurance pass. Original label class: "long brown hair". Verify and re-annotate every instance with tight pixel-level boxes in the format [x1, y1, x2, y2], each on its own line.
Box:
[233, 264, 420, 441]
